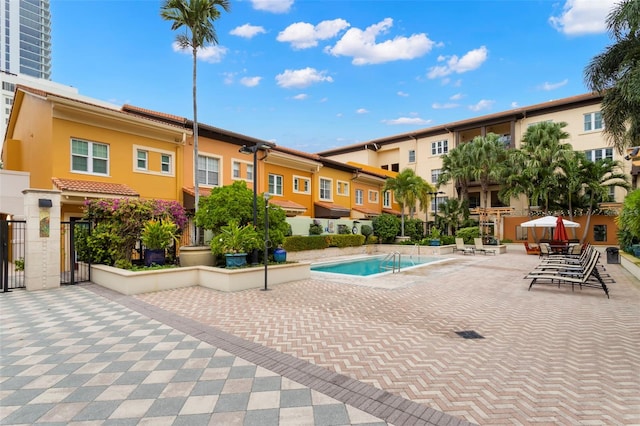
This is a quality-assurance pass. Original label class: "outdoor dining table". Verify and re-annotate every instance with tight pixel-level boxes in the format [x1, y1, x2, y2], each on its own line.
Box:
[548, 242, 570, 254]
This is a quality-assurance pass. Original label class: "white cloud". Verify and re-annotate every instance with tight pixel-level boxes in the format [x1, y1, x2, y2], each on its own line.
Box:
[250, 0, 293, 13]
[293, 93, 308, 100]
[275, 67, 333, 88]
[397, 91, 409, 97]
[172, 42, 227, 63]
[538, 79, 569, 91]
[432, 102, 459, 110]
[427, 46, 488, 79]
[230, 24, 267, 39]
[240, 76, 262, 87]
[382, 117, 431, 125]
[511, 102, 519, 108]
[325, 18, 436, 65]
[222, 72, 236, 85]
[278, 19, 349, 49]
[549, 0, 616, 35]
[468, 99, 494, 112]
[450, 93, 463, 101]
[356, 108, 369, 114]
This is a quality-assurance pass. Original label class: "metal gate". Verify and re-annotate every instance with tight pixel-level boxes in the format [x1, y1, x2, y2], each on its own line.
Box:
[60, 219, 91, 285]
[0, 220, 26, 291]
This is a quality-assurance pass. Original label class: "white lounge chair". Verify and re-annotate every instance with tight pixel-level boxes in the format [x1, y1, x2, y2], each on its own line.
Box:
[474, 238, 496, 255]
[454, 238, 475, 255]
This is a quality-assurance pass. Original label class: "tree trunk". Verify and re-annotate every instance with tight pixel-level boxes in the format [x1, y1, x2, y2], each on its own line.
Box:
[192, 47, 200, 245]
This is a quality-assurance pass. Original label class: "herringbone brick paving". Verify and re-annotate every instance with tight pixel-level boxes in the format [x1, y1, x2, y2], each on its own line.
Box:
[137, 248, 640, 425]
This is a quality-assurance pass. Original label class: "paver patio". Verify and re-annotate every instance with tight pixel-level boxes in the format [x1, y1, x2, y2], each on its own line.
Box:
[134, 247, 640, 425]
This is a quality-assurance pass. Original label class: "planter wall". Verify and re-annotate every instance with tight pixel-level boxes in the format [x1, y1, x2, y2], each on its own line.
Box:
[92, 262, 311, 295]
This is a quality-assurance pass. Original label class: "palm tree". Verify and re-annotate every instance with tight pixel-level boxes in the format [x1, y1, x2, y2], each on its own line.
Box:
[578, 158, 630, 243]
[383, 168, 434, 237]
[467, 133, 508, 210]
[438, 142, 473, 203]
[161, 0, 231, 244]
[584, 0, 640, 154]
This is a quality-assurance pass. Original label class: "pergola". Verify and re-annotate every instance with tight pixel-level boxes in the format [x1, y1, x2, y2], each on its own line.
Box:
[470, 207, 514, 242]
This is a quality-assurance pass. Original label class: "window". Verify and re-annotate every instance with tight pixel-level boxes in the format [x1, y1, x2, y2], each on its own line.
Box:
[593, 224, 607, 242]
[136, 150, 148, 170]
[337, 180, 349, 196]
[391, 163, 400, 172]
[197, 155, 219, 186]
[247, 164, 254, 181]
[232, 161, 241, 178]
[320, 178, 332, 200]
[268, 174, 283, 196]
[293, 176, 310, 194]
[381, 165, 389, 170]
[71, 139, 108, 175]
[584, 112, 603, 132]
[431, 140, 448, 155]
[431, 196, 448, 213]
[431, 169, 442, 184]
[355, 189, 363, 205]
[161, 154, 171, 173]
[584, 148, 613, 162]
[607, 186, 615, 202]
[383, 191, 391, 208]
[408, 149, 416, 163]
[368, 190, 378, 203]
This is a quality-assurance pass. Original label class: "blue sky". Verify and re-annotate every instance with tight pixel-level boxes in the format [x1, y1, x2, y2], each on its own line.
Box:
[51, 0, 615, 153]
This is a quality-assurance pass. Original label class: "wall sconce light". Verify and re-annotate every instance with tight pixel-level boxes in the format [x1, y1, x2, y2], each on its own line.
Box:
[38, 199, 52, 208]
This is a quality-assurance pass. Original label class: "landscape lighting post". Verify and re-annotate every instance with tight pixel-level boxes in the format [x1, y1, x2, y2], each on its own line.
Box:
[263, 192, 270, 291]
[239, 142, 273, 265]
[429, 191, 445, 229]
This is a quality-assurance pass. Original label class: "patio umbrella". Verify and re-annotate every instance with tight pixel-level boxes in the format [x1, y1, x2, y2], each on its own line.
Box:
[520, 216, 580, 228]
[553, 215, 569, 241]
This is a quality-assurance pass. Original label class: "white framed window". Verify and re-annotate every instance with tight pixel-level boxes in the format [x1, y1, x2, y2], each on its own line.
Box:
[319, 178, 332, 201]
[247, 164, 254, 182]
[431, 169, 442, 184]
[197, 155, 220, 186]
[431, 196, 448, 213]
[268, 174, 283, 196]
[383, 191, 391, 208]
[431, 140, 448, 155]
[584, 148, 613, 162]
[584, 112, 603, 132]
[232, 161, 241, 179]
[355, 189, 363, 205]
[408, 149, 416, 163]
[136, 149, 148, 170]
[293, 175, 310, 194]
[71, 138, 109, 175]
[161, 154, 171, 173]
[368, 190, 378, 203]
[337, 180, 349, 196]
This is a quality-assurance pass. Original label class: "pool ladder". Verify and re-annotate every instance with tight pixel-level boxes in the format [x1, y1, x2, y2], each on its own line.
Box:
[380, 251, 401, 273]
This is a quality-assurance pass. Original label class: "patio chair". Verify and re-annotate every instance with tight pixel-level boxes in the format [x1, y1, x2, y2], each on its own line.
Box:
[474, 238, 496, 255]
[524, 242, 541, 255]
[539, 243, 551, 258]
[454, 238, 475, 255]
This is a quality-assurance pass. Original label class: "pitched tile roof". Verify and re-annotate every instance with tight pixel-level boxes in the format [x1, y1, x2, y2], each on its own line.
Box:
[269, 199, 307, 211]
[52, 178, 139, 197]
[182, 186, 213, 197]
[352, 206, 381, 216]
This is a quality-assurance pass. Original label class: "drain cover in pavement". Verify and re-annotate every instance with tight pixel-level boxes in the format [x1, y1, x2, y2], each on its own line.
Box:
[455, 330, 484, 339]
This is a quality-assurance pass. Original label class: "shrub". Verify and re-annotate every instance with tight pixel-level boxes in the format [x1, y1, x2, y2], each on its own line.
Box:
[404, 218, 424, 241]
[372, 213, 400, 243]
[440, 235, 455, 245]
[337, 224, 351, 234]
[360, 224, 373, 241]
[326, 234, 365, 248]
[283, 235, 328, 251]
[456, 226, 480, 244]
[309, 222, 323, 235]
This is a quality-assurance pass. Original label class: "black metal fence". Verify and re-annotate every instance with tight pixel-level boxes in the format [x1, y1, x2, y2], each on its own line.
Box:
[0, 220, 26, 291]
[60, 220, 91, 285]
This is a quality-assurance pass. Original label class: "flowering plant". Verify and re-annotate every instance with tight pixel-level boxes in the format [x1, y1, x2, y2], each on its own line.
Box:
[210, 221, 261, 256]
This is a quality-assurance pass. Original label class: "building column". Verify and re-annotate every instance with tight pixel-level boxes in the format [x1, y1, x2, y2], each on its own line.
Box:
[22, 189, 61, 291]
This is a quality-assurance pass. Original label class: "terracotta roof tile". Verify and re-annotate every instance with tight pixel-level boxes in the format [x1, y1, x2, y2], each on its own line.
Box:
[52, 177, 139, 197]
[352, 206, 381, 216]
[314, 201, 350, 211]
[269, 199, 307, 211]
[182, 186, 213, 197]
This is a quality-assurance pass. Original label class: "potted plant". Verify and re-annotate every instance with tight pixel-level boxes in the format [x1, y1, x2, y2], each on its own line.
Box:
[428, 227, 441, 246]
[141, 218, 179, 266]
[210, 221, 261, 268]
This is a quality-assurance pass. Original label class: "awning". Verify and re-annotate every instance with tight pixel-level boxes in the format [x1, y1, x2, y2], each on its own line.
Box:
[314, 201, 350, 219]
[269, 199, 307, 217]
[182, 186, 213, 210]
[53, 177, 139, 204]
[351, 206, 380, 219]
[382, 207, 402, 217]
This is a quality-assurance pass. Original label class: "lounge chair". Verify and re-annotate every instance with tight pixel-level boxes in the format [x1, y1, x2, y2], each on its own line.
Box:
[539, 243, 551, 258]
[474, 238, 496, 255]
[524, 242, 540, 255]
[524, 250, 610, 298]
[454, 238, 475, 255]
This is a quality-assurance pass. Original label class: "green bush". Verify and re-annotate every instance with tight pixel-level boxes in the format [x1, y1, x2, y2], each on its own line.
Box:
[440, 235, 455, 245]
[360, 224, 373, 241]
[372, 213, 400, 243]
[337, 224, 351, 234]
[309, 222, 323, 235]
[366, 235, 379, 245]
[455, 226, 480, 244]
[404, 218, 425, 241]
[283, 235, 328, 251]
[326, 234, 365, 248]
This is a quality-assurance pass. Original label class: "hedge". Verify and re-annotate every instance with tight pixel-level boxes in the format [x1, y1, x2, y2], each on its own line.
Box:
[282, 234, 366, 252]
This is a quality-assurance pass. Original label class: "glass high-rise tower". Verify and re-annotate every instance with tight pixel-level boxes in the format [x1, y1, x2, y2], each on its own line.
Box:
[1, 0, 51, 79]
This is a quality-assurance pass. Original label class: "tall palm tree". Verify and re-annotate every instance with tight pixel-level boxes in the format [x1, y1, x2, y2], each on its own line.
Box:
[578, 157, 630, 243]
[161, 0, 231, 244]
[383, 168, 434, 237]
[584, 0, 640, 154]
[467, 133, 508, 210]
[438, 142, 473, 203]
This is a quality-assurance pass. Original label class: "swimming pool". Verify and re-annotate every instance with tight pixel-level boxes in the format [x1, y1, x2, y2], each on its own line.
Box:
[311, 255, 441, 277]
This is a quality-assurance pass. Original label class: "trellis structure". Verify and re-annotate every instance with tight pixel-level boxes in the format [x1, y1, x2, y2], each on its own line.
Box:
[470, 207, 514, 242]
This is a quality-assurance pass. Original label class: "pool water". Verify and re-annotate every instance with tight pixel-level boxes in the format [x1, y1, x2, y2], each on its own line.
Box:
[311, 255, 440, 277]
